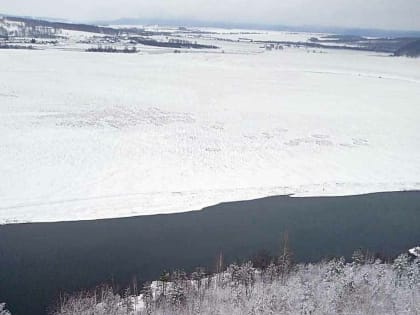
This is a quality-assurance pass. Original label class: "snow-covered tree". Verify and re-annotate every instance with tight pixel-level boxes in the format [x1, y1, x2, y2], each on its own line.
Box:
[0, 304, 11, 315]
[52, 249, 420, 315]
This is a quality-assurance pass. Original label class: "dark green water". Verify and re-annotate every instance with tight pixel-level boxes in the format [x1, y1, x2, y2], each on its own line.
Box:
[1, 191, 419, 315]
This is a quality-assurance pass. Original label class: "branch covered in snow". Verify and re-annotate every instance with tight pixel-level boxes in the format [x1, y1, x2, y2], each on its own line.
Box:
[409, 247, 420, 258]
[0, 303, 11, 315]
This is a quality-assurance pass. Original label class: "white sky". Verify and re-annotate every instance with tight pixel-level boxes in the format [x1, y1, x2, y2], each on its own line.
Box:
[2, 0, 420, 30]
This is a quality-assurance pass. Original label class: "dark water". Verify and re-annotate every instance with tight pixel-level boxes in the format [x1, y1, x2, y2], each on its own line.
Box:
[1, 191, 420, 315]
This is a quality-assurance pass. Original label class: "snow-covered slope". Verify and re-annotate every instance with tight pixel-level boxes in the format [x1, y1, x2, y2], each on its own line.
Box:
[0, 17, 25, 34]
[0, 47, 419, 223]
[55, 252, 420, 315]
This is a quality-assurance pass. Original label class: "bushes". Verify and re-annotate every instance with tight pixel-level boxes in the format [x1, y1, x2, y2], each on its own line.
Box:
[52, 286, 135, 315]
[52, 252, 420, 315]
[86, 46, 137, 53]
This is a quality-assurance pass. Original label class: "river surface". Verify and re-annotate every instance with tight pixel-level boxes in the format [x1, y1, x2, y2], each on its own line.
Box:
[1, 191, 419, 315]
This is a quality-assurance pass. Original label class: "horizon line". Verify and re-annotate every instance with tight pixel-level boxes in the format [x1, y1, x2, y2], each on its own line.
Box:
[2, 12, 420, 37]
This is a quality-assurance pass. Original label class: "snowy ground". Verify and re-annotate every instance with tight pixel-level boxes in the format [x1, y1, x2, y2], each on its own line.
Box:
[0, 40, 419, 223]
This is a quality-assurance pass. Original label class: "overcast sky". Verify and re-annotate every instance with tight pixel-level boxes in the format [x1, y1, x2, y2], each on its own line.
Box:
[2, 0, 420, 30]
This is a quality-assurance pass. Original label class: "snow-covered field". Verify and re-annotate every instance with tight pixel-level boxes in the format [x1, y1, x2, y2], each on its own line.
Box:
[1, 39, 419, 223]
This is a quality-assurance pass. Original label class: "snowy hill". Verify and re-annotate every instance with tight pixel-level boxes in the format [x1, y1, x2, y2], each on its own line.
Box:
[395, 39, 420, 57]
[0, 15, 119, 37]
[0, 16, 58, 37]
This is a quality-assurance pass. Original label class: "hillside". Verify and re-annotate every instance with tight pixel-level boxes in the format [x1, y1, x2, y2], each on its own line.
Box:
[0, 15, 121, 37]
[1, 15, 419, 54]
[49, 250, 420, 315]
[395, 39, 420, 57]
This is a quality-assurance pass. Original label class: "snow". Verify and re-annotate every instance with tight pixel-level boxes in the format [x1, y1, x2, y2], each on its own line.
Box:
[195, 27, 325, 42]
[0, 18, 25, 33]
[410, 247, 420, 258]
[0, 43, 419, 223]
